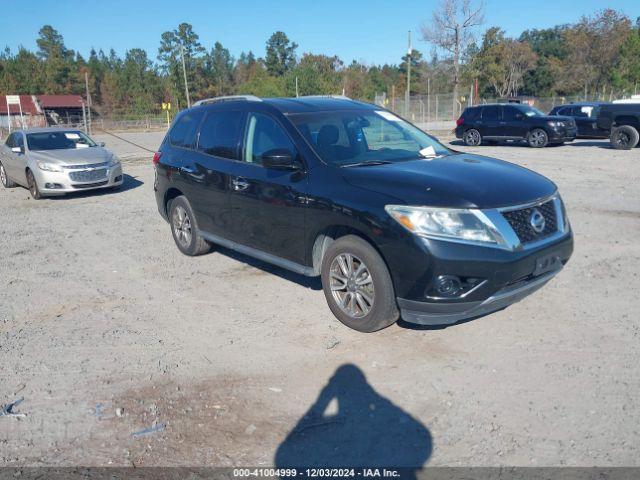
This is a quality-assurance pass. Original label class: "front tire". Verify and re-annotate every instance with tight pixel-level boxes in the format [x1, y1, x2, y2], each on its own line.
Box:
[0, 162, 16, 188]
[26, 169, 42, 199]
[527, 128, 549, 148]
[321, 235, 399, 332]
[169, 196, 211, 256]
[610, 125, 639, 150]
[463, 129, 482, 146]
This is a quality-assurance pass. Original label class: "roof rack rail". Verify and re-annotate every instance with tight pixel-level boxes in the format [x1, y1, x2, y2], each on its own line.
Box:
[298, 94, 352, 100]
[193, 95, 262, 106]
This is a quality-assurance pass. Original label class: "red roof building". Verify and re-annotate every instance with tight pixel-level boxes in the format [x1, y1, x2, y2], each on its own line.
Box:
[37, 95, 84, 109]
[0, 95, 42, 115]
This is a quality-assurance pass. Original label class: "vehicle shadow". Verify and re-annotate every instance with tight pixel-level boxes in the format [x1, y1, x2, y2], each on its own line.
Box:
[274, 364, 432, 473]
[211, 245, 323, 290]
[48, 173, 143, 200]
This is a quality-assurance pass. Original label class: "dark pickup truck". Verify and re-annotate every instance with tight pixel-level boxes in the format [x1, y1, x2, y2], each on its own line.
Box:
[596, 103, 640, 149]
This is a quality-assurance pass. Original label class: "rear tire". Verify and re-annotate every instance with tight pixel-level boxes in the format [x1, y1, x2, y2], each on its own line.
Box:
[610, 125, 639, 150]
[321, 235, 399, 332]
[26, 169, 42, 200]
[0, 162, 16, 188]
[463, 129, 482, 146]
[169, 196, 211, 256]
[527, 128, 549, 148]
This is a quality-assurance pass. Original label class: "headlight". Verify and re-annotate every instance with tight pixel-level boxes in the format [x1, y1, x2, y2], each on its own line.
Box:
[108, 156, 120, 167]
[37, 161, 63, 172]
[385, 205, 508, 247]
[547, 121, 563, 128]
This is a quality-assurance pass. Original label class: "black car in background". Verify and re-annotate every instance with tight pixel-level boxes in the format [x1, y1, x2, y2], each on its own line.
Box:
[456, 103, 577, 148]
[549, 102, 610, 138]
[596, 103, 640, 149]
[154, 95, 573, 332]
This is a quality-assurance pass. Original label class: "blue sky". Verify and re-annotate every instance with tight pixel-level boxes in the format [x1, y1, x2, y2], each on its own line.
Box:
[1, 0, 638, 65]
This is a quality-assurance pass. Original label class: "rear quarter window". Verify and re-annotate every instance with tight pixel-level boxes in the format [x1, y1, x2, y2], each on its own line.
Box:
[169, 110, 204, 148]
[462, 107, 480, 120]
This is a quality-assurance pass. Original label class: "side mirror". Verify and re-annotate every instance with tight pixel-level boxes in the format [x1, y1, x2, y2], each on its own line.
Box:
[98, 142, 106, 147]
[11, 146, 23, 154]
[261, 148, 298, 170]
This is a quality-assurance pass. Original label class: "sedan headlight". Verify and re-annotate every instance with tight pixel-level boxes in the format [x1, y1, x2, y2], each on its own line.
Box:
[385, 205, 508, 247]
[37, 161, 63, 172]
[107, 156, 120, 167]
[547, 121, 563, 128]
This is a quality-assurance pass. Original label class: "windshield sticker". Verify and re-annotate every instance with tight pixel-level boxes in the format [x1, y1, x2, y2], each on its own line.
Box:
[375, 110, 401, 122]
[64, 133, 81, 140]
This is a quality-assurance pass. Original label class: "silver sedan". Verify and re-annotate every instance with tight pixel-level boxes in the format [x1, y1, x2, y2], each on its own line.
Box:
[0, 127, 123, 199]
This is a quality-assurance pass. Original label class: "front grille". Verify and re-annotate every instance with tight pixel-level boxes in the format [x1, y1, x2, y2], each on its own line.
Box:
[72, 181, 108, 189]
[64, 162, 109, 170]
[502, 200, 557, 243]
[69, 169, 107, 182]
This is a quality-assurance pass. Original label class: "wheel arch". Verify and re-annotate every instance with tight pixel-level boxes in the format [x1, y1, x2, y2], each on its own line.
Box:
[163, 187, 184, 216]
[310, 225, 387, 276]
[613, 115, 640, 130]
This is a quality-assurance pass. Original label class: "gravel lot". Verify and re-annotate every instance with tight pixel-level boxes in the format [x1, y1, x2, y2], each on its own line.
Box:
[1, 133, 639, 467]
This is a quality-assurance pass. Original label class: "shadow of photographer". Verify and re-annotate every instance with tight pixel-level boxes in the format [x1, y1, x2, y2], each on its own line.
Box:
[275, 364, 432, 475]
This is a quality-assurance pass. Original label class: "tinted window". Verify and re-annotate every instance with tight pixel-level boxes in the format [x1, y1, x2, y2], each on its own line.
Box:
[15, 133, 24, 148]
[462, 107, 480, 120]
[244, 113, 296, 165]
[482, 106, 501, 120]
[169, 110, 204, 148]
[5, 133, 16, 148]
[502, 106, 522, 121]
[197, 110, 245, 160]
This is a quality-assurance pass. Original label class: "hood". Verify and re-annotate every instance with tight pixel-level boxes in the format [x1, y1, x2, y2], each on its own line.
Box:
[538, 114, 575, 123]
[29, 147, 113, 166]
[342, 153, 557, 209]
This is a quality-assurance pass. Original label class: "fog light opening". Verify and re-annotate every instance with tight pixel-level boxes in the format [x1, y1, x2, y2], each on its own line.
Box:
[428, 275, 484, 299]
[44, 183, 63, 189]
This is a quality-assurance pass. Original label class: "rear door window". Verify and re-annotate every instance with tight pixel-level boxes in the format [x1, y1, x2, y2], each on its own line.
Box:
[169, 110, 204, 148]
[482, 106, 501, 121]
[502, 106, 521, 121]
[197, 110, 245, 160]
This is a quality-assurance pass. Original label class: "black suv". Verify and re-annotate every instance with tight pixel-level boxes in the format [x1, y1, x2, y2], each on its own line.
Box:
[456, 103, 577, 147]
[549, 102, 610, 139]
[154, 96, 573, 332]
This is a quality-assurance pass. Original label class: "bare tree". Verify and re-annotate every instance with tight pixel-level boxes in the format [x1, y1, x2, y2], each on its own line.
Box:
[421, 0, 484, 117]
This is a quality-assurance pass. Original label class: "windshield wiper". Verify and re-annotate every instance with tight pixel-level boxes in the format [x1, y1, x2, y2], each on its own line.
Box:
[340, 160, 394, 168]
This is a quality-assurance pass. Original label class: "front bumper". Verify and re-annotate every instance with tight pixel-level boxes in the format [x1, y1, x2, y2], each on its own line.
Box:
[393, 230, 573, 326]
[548, 127, 577, 142]
[34, 164, 123, 195]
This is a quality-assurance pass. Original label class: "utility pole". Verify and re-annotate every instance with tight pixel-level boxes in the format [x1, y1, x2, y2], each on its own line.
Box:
[84, 71, 92, 135]
[180, 45, 191, 108]
[295, 76, 299, 97]
[405, 30, 412, 118]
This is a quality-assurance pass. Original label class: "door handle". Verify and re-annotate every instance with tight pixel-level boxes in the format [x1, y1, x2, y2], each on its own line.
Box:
[231, 178, 250, 191]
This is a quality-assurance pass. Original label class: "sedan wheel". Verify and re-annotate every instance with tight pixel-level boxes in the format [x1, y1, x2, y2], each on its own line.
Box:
[0, 163, 16, 188]
[464, 129, 482, 146]
[26, 170, 42, 200]
[329, 253, 375, 319]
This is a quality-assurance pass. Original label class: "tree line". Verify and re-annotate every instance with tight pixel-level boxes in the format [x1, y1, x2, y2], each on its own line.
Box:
[0, 6, 638, 116]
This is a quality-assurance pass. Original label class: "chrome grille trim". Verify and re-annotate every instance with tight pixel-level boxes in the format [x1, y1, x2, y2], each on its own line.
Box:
[63, 162, 109, 170]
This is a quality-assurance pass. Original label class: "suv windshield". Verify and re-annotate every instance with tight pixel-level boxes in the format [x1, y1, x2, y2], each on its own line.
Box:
[290, 109, 450, 166]
[26, 131, 97, 151]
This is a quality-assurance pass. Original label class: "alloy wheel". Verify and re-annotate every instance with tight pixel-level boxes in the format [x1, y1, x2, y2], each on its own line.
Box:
[0, 164, 6, 187]
[465, 130, 481, 146]
[329, 253, 375, 318]
[530, 130, 547, 147]
[172, 205, 193, 247]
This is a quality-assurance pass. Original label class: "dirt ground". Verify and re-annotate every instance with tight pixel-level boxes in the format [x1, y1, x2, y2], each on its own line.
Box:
[1, 133, 639, 468]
